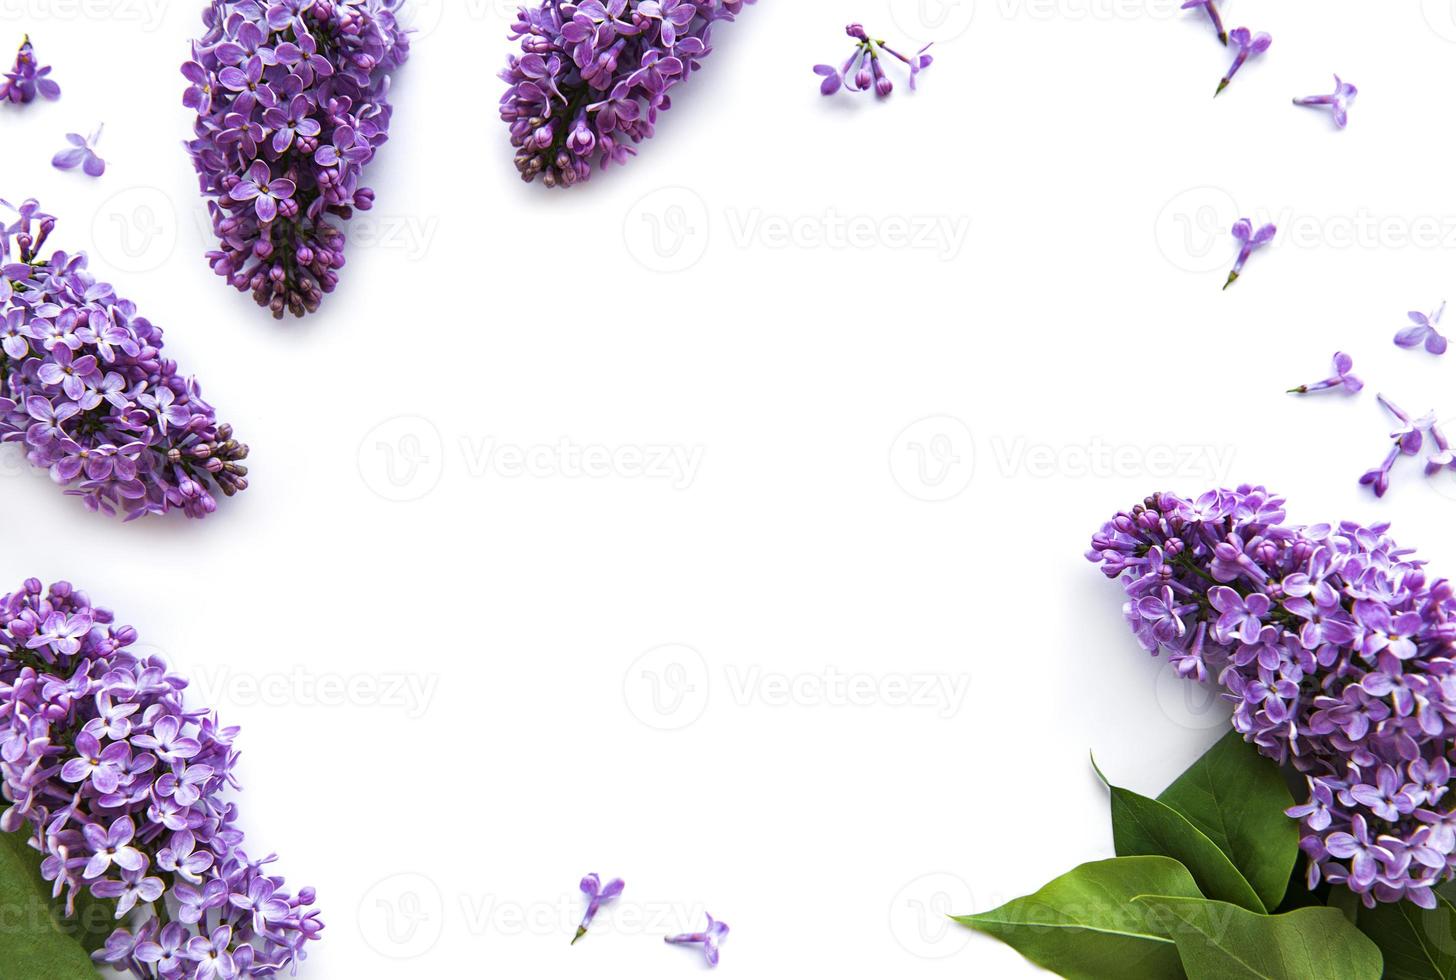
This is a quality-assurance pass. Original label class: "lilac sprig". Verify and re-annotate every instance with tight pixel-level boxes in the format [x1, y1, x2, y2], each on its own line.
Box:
[1181, 0, 1227, 45]
[1395, 301, 1448, 356]
[182, 0, 410, 319]
[0, 579, 322, 977]
[1090, 487, 1456, 909]
[572, 873, 623, 944]
[813, 23, 933, 99]
[0, 199, 249, 520]
[1215, 28, 1271, 96]
[665, 913, 728, 967]
[0, 35, 60, 105]
[499, 0, 756, 189]
[1289, 352, 1363, 395]
[1224, 217, 1275, 289]
[1294, 75, 1357, 130]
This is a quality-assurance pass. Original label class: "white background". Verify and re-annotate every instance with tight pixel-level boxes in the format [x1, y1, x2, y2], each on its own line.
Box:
[4, 0, 1456, 976]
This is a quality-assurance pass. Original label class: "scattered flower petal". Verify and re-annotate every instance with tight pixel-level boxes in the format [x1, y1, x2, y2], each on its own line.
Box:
[1181, 0, 1227, 45]
[1289, 352, 1363, 395]
[1395, 301, 1448, 356]
[1224, 217, 1276, 289]
[1293, 75, 1358, 129]
[0, 35, 59, 105]
[665, 913, 730, 967]
[1216, 28, 1271, 96]
[573, 874, 624, 944]
[50, 124, 103, 178]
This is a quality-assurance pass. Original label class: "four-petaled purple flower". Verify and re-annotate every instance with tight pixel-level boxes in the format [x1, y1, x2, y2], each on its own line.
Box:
[1216, 28, 1271, 96]
[1224, 218, 1275, 289]
[1395, 301, 1448, 356]
[51, 124, 105, 178]
[573, 873, 625, 944]
[1289, 352, 1362, 395]
[665, 913, 729, 967]
[1294, 75, 1358, 129]
[1, 35, 60, 105]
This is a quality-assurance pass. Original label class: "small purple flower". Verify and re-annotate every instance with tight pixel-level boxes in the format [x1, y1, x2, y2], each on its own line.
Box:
[1360, 444, 1401, 498]
[228, 161, 296, 223]
[1289, 351, 1363, 395]
[665, 913, 729, 967]
[814, 23, 933, 99]
[1427, 421, 1456, 477]
[1395, 301, 1448, 356]
[1379, 394, 1431, 456]
[1224, 218, 1275, 289]
[1294, 75, 1358, 129]
[572, 873, 624, 944]
[1182, 0, 1227, 45]
[1216, 28, 1271, 96]
[0, 35, 60, 105]
[51, 124, 105, 178]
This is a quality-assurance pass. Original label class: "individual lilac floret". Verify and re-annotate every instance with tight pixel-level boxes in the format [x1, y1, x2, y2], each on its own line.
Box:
[1181, 0, 1227, 45]
[1289, 352, 1363, 395]
[1089, 487, 1456, 908]
[1294, 75, 1357, 129]
[0, 35, 60, 105]
[572, 873, 624, 944]
[1216, 28, 1271, 96]
[51, 124, 104, 178]
[0, 199, 248, 519]
[500, 0, 756, 189]
[665, 913, 729, 967]
[182, 0, 410, 319]
[1224, 218, 1275, 289]
[813, 23, 933, 99]
[1358, 395, 1435, 498]
[0, 580, 322, 977]
[1427, 421, 1456, 477]
[1395, 301, 1448, 356]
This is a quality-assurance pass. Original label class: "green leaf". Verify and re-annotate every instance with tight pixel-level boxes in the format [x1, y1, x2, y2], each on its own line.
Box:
[1095, 756, 1266, 912]
[0, 830, 103, 978]
[953, 856, 1200, 979]
[1156, 731, 1298, 912]
[1356, 893, 1456, 979]
[1135, 895, 1383, 980]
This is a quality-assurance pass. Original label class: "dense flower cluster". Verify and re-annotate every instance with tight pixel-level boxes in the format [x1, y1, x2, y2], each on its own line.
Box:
[0, 200, 248, 520]
[1089, 487, 1456, 908]
[0, 35, 60, 105]
[182, 0, 410, 319]
[0, 579, 322, 977]
[500, 0, 755, 189]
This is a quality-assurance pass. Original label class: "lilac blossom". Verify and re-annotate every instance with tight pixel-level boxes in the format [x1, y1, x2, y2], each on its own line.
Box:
[1395, 301, 1448, 356]
[0, 579, 322, 977]
[1216, 28, 1271, 96]
[0, 35, 60, 105]
[1224, 218, 1275, 289]
[1294, 75, 1358, 129]
[813, 23, 934, 99]
[182, 0, 410, 319]
[1289, 351, 1363, 395]
[1181, 0, 1227, 45]
[51, 124, 105, 178]
[665, 913, 729, 967]
[1427, 422, 1456, 477]
[572, 873, 624, 944]
[1359, 395, 1436, 498]
[1090, 487, 1456, 908]
[500, 0, 756, 189]
[0, 199, 248, 519]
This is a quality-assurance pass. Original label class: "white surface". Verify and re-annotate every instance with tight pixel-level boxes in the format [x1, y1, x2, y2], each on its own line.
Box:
[3, 0, 1456, 976]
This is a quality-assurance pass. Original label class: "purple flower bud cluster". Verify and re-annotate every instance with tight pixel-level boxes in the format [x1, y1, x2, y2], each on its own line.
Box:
[1090, 486, 1456, 909]
[812, 23, 933, 99]
[499, 0, 755, 189]
[0, 34, 60, 105]
[182, 0, 410, 319]
[0, 200, 248, 520]
[0, 579, 322, 977]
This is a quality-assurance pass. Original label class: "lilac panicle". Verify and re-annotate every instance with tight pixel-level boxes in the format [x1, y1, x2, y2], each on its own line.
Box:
[1288, 352, 1362, 395]
[1215, 27, 1271, 96]
[572, 873, 624, 944]
[0, 200, 249, 520]
[500, 0, 756, 189]
[0, 34, 60, 105]
[1090, 487, 1456, 908]
[813, 23, 934, 99]
[182, 0, 410, 319]
[1224, 217, 1275, 289]
[665, 913, 728, 967]
[1294, 75, 1357, 130]
[0, 579, 322, 977]
[1181, 0, 1227, 45]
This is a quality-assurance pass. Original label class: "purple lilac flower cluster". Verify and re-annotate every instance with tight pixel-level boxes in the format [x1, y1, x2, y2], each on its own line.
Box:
[0, 579, 322, 977]
[499, 0, 755, 189]
[1089, 486, 1456, 908]
[0, 200, 248, 520]
[182, 0, 410, 319]
[1, 35, 60, 105]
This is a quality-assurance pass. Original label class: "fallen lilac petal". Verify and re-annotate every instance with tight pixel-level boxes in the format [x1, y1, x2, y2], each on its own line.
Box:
[573, 874, 624, 944]
[1216, 28, 1271, 96]
[1181, 0, 1227, 44]
[50, 124, 103, 178]
[1294, 75, 1358, 129]
[0, 35, 60, 105]
[1395, 302, 1448, 356]
[1289, 351, 1362, 395]
[1224, 217, 1276, 289]
[665, 913, 730, 967]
